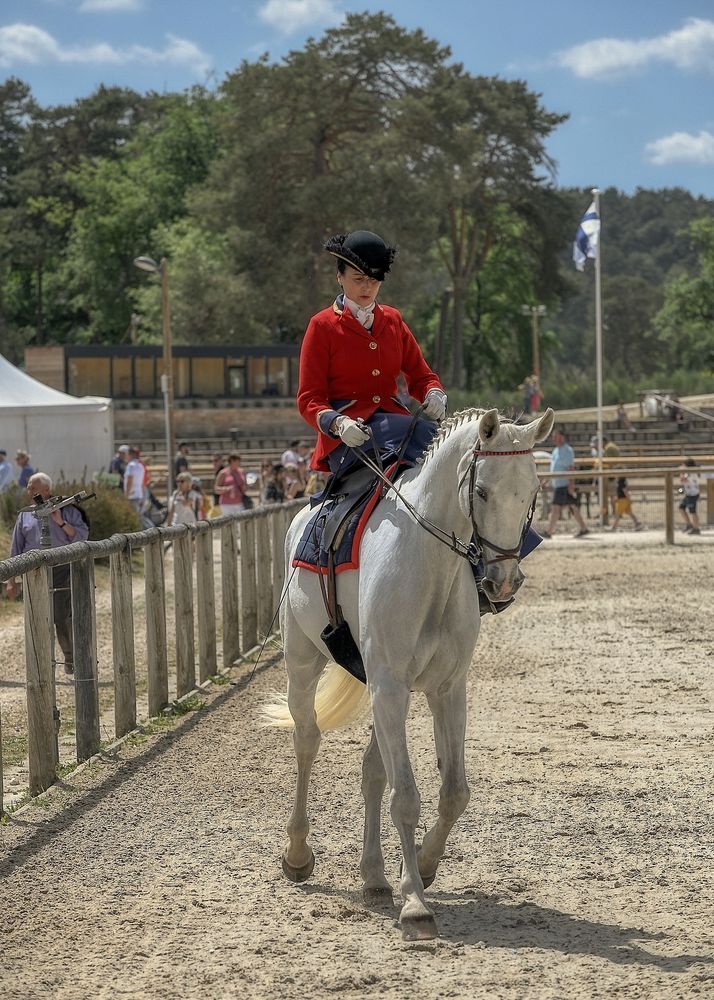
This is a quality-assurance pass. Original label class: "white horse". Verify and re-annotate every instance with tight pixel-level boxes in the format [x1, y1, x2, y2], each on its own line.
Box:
[263, 406, 554, 940]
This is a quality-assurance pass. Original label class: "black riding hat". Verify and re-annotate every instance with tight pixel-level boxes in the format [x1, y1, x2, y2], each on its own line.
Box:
[324, 230, 397, 281]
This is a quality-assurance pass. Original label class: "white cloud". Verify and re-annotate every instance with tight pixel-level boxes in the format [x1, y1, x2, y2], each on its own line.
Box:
[258, 0, 343, 35]
[557, 17, 714, 80]
[0, 23, 211, 75]
[645, 130, 714, 166]
[79, 0, 142, 11]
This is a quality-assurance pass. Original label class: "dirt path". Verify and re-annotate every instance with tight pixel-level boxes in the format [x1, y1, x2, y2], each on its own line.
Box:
[1, 538, 713, 999]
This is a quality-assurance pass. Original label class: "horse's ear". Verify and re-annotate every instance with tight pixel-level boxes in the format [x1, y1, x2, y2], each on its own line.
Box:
[478, 408, 500, 441]
[533, 407, 555, 443]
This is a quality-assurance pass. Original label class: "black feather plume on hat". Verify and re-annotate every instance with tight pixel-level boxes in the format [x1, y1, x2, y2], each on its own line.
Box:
[324, 230, 397, 281]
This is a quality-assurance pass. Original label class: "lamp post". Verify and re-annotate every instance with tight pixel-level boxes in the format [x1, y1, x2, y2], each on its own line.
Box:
[521, 304, 546, 378]
[133, 255, 175, 497]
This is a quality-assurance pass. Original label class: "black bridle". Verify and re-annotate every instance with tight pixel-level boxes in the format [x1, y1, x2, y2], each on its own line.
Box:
[352, 434, 537, 579]
[464, 445, 537, 581]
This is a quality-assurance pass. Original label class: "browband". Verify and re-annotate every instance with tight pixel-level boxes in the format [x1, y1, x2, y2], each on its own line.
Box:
[472, 448, 533, 457]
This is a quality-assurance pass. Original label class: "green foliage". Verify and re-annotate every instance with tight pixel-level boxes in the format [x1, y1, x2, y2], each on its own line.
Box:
[653, 217, 714, 370]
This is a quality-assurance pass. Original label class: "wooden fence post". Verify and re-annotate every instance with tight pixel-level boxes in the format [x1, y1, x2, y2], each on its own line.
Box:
[240, 517, 258, 651]
[111, 544, 136, 739]
[196, 528, 217, 682]
[221, 521, 240, 668]
[144, 538, 169, 715]
[24, 565, 57, 794]
[174, 531, 196, 698]
[72, 556, 100, 762]
[271, 508, 287, 615]
[0, 700, 4, 815]
[256, 515, 273, 638]
[665, 472, 675, 545]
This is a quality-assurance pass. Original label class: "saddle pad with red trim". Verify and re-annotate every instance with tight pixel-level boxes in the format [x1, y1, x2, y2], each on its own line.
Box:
[292, 478, 384, 575]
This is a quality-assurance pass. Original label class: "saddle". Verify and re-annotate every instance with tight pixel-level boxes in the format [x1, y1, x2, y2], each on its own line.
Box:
[311, 459, 403, 685]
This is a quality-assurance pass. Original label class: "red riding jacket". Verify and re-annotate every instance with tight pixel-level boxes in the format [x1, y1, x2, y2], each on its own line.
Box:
[297, 299, 444, 471]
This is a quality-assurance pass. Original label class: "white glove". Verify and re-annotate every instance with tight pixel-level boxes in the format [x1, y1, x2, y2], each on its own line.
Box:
[333, 415, 370, 447]
[423, 389, 447, 422]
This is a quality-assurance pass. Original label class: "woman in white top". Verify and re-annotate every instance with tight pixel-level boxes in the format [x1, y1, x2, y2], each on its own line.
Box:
[168, 471, 203, 526]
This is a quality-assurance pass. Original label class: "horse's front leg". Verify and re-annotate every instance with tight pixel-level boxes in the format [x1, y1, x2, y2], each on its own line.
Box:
[372, 681, 437, 940]
[282, 652, 324, 882]
[360, 726, 394, 906]
[417, 679, 470, 887]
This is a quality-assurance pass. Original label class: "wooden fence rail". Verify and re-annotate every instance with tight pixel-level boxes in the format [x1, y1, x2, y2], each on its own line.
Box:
[0, 499, 307, 814]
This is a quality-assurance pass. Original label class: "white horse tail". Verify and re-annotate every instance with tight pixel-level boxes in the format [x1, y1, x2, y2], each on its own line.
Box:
[260, 663, 369, 731]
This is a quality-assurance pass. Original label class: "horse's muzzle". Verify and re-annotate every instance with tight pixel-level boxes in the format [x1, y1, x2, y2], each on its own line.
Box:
[481, 565, 524, 602]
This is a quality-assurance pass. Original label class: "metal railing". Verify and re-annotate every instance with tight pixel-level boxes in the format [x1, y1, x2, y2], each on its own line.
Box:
[0, 499, 307, 813]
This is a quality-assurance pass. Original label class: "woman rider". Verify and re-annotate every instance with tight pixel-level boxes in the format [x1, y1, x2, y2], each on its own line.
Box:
[297, 230, 447, 475]
[297, 229, 538, 613]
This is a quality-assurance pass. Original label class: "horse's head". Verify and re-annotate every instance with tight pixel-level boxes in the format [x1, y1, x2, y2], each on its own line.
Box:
[457, 407, 555, 602]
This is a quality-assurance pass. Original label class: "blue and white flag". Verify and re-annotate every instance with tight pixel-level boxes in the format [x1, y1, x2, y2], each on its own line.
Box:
[573, 200, 600, 271]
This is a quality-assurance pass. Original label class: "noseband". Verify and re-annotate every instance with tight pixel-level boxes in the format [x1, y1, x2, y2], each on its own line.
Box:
[465, 444, 536, 577]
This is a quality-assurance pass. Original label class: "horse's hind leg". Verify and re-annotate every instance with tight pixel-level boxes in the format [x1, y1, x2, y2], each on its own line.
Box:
[360, 727, 394, 906]
[282, 645, 326, 883]
[372, 681, 437, 940]
[417, 679, 470, 888]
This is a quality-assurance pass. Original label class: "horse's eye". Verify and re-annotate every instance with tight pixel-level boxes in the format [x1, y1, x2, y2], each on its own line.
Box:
[476, 486, 487, 501]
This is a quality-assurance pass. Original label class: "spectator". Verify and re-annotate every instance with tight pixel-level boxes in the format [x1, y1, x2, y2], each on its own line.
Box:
[541, 427, 590, 539]
[529, 375, 542, 413]
[615, 402, 633, 431]
[190, 476, 207, 519]
[0, 449, 14, 492]
[214, 452, 247, 514]
[174, 442, 190, 480]
[15, 449, 35, 488]
[211, 453, 226, 507]
[609, 477, 643, 532]
[305, 470, 326, 497]
[109, 444, 130, 488]
[261, 463, 286, 505]
[7, 472, 89, 675]
[281, 439, 302, 467]
[603, 436, 621, 520]
[679, 459, 701, 535]
[168, 472, 203, 526]
[124, 447, 153, 528]
[519, 379, 533, 416]
[282, 462, 304, 500]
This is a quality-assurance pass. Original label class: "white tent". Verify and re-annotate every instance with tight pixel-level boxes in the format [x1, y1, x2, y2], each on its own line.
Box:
[0, 353, 114, 485]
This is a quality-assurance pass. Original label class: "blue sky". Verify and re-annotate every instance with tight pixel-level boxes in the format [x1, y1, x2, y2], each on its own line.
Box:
[2, 1, 714, 196]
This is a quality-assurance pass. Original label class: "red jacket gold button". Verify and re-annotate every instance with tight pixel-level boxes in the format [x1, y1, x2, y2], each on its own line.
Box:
[372, 369, 380, 376]
[369, 341, 377, 349]
[372, 395, 381, 403]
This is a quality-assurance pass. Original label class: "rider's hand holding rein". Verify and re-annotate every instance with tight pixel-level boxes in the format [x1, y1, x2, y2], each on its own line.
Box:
[423, 389, 448, 422]
[333, 415, 371, 447]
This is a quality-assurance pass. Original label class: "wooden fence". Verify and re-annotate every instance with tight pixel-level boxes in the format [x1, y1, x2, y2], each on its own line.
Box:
[0, 499, 307, 814]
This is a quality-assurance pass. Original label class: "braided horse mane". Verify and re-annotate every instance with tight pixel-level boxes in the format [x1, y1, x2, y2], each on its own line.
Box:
[418, 408, 520, 467]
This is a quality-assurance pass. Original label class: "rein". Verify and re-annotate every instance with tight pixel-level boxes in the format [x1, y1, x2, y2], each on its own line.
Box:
[352, 433, 535, 572]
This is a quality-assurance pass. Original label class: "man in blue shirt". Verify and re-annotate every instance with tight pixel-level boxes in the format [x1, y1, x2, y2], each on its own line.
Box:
[0, 449, 14, 492]
[542, 427, 589, 538]
[15, 450, 35, 488]
[8, 471, 89, 675]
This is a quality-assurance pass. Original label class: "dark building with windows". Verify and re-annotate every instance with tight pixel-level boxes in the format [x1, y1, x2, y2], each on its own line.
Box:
[26, 343, 300, 400]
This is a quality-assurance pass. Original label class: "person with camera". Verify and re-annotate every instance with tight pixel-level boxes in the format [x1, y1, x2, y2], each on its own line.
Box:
[6, 472, 89, 675]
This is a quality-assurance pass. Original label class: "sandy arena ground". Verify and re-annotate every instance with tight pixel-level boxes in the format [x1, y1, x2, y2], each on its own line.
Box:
[1, 533, 713, 999]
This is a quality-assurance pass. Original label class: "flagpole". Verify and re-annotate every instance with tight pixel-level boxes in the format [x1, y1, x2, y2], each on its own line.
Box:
[592, 187, 604, 527]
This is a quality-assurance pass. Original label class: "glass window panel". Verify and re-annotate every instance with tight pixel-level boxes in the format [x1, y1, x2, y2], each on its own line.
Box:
[112, 356, 132, 398]
[266, 357, 288, 397]
[173, 357, 190, 398]
[191, 357, 224, 397]
[247, 356, 268, 396]
[67, 357, 110, 397]
[228, 365, 245, 396]
[134, 356, 156, 396]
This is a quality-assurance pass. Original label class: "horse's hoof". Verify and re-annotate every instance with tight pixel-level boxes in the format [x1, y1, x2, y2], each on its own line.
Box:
[401, 913, 438, 941]
[281, 850, 315, 883]
[363, 885, 394, 907]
